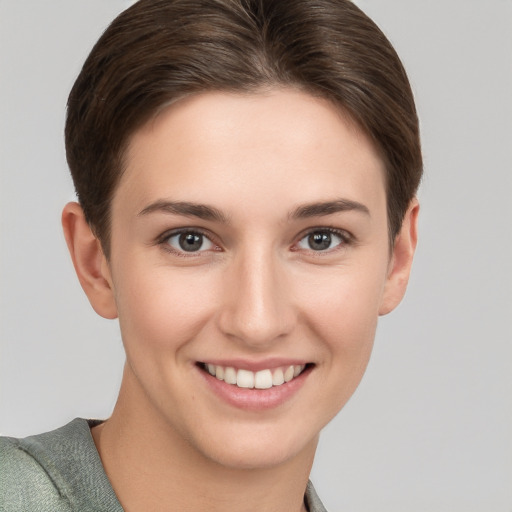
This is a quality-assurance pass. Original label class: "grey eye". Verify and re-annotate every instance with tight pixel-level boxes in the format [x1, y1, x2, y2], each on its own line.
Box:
[298, 231, 343, 251]
[167, 232, 214, 253]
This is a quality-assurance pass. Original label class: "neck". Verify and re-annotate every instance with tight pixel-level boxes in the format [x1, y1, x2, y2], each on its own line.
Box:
[92, 365, 317, 512]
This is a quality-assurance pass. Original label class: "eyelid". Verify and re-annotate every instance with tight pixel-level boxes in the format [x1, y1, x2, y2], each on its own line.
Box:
[154, 225, 354, 256]
[292, 226, 354, 253]
[156, 227, 222, 256]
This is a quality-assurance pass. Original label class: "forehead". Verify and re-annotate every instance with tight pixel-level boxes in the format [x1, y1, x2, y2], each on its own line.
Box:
[114, 89, 386, 220]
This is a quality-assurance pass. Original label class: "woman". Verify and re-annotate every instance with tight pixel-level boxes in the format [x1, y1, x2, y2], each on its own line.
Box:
[1, 1, 422, 510]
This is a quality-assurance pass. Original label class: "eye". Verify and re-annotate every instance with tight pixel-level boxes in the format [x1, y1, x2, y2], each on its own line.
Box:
[165, 230, 215, 253]
[297, 229, 347, 252]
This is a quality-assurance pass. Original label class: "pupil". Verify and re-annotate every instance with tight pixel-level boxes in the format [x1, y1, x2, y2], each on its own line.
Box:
[309, 232, 331, 250]
[179, 233, 202, 252]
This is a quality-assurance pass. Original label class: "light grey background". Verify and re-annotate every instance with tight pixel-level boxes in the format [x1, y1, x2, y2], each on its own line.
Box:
[1, 1, 511, 511]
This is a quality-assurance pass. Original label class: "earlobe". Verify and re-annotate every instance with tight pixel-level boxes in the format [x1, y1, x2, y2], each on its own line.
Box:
[61, 202, 118, 319]
[379, 198, 419, 316]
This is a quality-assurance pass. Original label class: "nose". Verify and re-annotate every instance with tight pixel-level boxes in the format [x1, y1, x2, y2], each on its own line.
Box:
[217, 248, 296, 348]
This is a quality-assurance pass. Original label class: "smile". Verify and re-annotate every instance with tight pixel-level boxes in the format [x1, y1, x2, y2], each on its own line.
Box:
[200, 363, 308, 389]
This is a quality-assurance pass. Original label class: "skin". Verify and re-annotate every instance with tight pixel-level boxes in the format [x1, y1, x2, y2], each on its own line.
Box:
[62, 89, 418, 512]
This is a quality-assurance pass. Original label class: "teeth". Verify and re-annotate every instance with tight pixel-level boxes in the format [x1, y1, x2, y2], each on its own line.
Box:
[272, 368, 284, 386]
[284, 365, 295, 382]
[237, 369, 254, 388]
[224, 366, 237, 385]
[254, 369, 272, 389]
[204, 363, 307, 389]
[215, 366, 224, 381]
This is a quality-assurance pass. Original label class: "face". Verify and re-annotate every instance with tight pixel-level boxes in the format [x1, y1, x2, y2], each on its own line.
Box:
[98, 89, 407, 469]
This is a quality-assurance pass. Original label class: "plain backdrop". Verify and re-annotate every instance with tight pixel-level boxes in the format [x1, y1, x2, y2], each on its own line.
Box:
[1, 1, 511, 511]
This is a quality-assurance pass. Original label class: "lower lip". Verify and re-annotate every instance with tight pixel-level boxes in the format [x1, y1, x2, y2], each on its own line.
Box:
[198, 365, 312, 411]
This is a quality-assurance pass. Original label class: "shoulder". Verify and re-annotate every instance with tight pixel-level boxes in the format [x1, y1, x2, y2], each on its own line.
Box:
[0, 434, 71, 512]
[305, 480, 329, 512]
[0, 418, 101, 512]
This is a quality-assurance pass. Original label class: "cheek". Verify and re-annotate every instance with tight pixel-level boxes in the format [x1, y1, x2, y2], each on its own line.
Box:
[299, 263, 385, 343]
[303, 275, 382, 419]
[113, 262, 219, 355]
[295, 260, 386, 401]
[314, 288, 378, 385]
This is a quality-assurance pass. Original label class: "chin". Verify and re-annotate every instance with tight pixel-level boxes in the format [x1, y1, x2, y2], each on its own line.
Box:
[186, 421, 320, 471]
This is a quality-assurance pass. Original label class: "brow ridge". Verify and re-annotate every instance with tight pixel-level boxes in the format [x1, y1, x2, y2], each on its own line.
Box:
[139, 198, 369, 224]
[290, 199, 370, 219]
[138, 200, 229, 223]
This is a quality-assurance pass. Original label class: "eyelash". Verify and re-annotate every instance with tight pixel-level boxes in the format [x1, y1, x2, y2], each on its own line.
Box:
[156, 226, 354, 257]
[156, 228, 221, 258]
[293, 227, 353, 254]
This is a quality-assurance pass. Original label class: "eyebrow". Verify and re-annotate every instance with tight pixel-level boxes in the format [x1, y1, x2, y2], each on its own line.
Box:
[138, 200, 229, 223]
[138, 198, 370, 223]
[289, 199, 370, 219]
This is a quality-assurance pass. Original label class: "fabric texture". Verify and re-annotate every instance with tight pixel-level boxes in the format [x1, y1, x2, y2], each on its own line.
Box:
[1, 418, 327, 511]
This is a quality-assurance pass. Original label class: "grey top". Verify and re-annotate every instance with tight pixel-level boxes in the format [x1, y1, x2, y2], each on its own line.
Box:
[0, 418, 327, 512]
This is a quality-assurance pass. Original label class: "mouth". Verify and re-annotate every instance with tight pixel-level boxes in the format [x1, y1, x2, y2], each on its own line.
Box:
[196, 360, 314, 410]
[197, 362, 312, 389]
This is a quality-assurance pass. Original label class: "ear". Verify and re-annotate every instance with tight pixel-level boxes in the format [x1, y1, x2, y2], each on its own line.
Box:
[62, 202, 118, 319]
[379, 198, 419, 316]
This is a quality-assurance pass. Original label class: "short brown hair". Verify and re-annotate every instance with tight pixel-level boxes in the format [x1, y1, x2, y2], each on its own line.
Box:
[65, 0, 422, 255]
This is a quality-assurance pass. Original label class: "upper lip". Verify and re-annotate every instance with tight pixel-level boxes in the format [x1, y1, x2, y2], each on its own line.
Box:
[198, 358, 311, 372]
